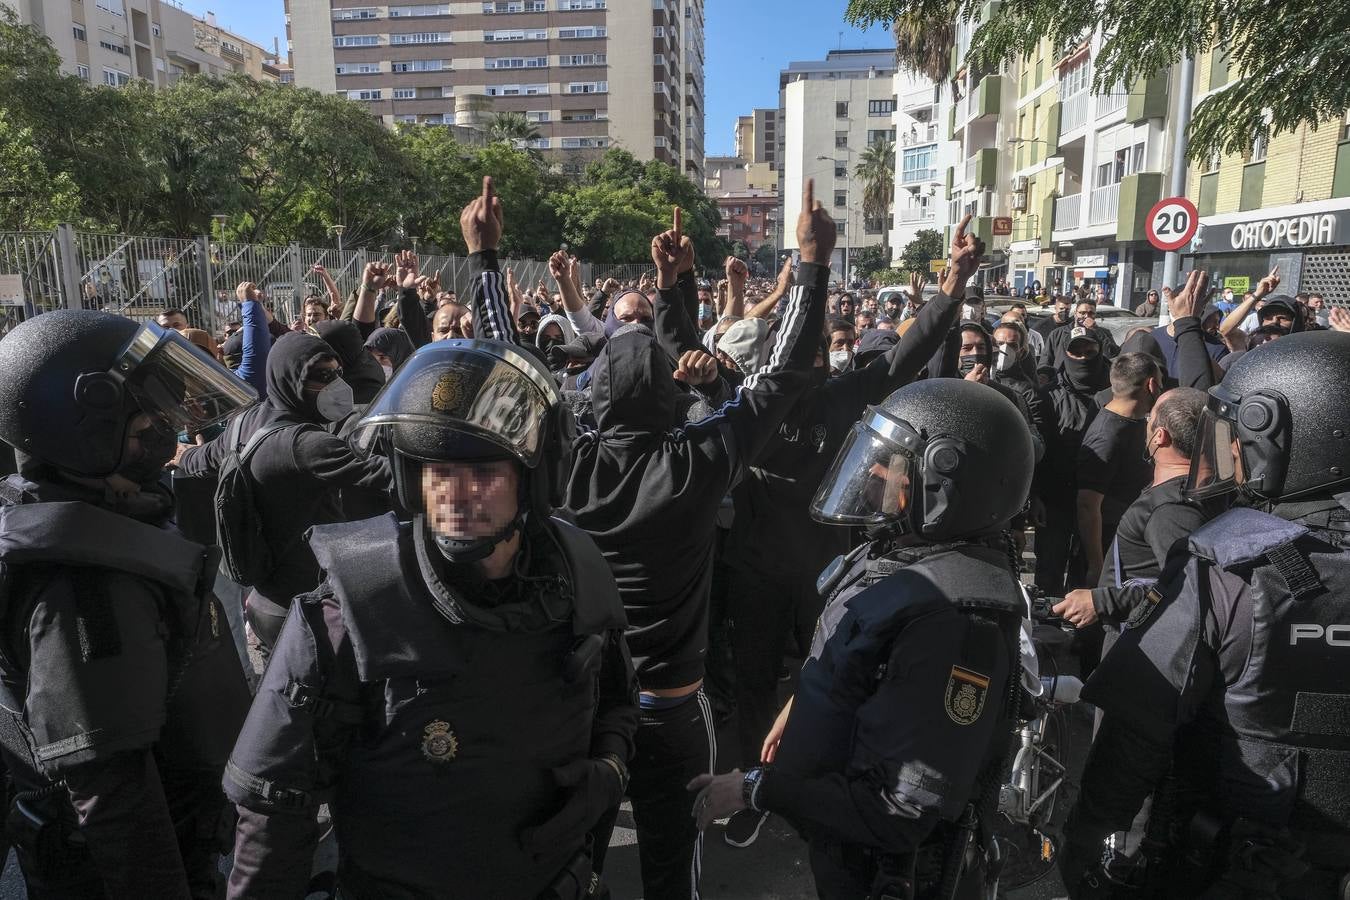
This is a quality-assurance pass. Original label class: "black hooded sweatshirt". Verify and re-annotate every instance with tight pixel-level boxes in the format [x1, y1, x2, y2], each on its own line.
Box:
[467, 250, 827, 690]
[1035, 356, 1110, 506]
[314, 320, 386, 405]
[177, 333, 393, 609]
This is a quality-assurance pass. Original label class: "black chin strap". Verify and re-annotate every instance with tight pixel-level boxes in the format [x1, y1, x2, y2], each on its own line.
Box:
[433, 515, 523, 564]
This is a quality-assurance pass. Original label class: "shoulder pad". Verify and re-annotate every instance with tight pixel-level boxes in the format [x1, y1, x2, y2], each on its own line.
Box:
[546, 515, 625, 635]
[1188, 507, 1309, 569]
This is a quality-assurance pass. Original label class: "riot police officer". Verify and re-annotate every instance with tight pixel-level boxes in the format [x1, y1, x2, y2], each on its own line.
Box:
[224, 338, 640, 899]
[0, 309, 257, 897]
[1061, 324, 1350, 898]
[691, 376, 1035, 899]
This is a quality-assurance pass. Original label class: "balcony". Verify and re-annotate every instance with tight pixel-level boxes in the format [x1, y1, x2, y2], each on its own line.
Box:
[1089, 182, 1120, 225]
[974, 148, 998, 188]
[899, 86, 935, 112]
[1095, 85, 1127, 118]
[1060, 92, 1089, 134]
[1127, 73, 1168, 123]
[964, 155, 977, 184]
[898, 207, 936, 223]
[900, 124, 940, 146]
[1055, 194, 1082, 230]
[972, 73, 1002, 119]
[900, 167, 938, 185]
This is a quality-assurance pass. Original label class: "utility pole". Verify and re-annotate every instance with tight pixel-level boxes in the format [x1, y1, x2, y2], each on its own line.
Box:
[1159, 55, 1195, 324]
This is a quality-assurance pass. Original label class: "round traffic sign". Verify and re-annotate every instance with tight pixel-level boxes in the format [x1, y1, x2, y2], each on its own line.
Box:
[1146, 196, 1199, 252]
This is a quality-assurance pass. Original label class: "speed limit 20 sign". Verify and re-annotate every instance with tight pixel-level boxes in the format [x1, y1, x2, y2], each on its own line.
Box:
[1146, 196, 1199, 252]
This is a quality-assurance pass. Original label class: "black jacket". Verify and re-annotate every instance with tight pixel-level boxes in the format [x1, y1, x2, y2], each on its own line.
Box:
[467, 251, 828, 690]
[177, 333, 393, 608]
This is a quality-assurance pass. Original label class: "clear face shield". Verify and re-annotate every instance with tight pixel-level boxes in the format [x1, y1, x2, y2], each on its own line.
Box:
[113, 322, 258, 434]
[810, 407, 920, 526]
[1185, 404, 1244, 500]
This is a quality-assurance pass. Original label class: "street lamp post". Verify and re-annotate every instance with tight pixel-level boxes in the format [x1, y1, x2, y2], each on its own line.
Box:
[817, 148, 854, 287]
[328, 224, 347, 257]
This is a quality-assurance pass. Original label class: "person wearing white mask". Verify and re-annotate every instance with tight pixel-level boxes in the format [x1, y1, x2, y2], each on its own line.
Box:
[827, 319, 855, 373]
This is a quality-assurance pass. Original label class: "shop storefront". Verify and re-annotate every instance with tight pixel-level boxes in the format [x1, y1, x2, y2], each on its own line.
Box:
[1184, 203, 1350, 299]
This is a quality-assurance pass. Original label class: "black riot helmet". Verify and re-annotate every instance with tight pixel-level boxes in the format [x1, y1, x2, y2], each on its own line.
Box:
[350, 339, 574, 562]
[811, 378, 1034, 542]
[0, 310, 257, 478]
[1187, 330, 1350, 504]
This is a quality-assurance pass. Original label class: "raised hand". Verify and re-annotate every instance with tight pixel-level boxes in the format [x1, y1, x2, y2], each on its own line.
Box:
[1254, 265, 1280, 299]
[774, 256, 794, 294]
[236, 281, 263, 303]
[548, 250, 572, 285]
[459, 175, 503, 254]
[672, 349, 717, 386]
[1329, 307, 1350, 333]
[602, 277, 620, 295]
[361, 261, 389, 292]
[908, 270, 927, 300]
[1168, 269, 1209, 320]
[940, 214, 982, 297]
[672, 207, 695, 274]
[396, 250, 420, 290]
[796, 179, 837, 266]
[725, 255, 749, 294]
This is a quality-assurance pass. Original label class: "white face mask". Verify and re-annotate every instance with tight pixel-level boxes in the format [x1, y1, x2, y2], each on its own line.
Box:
[381, 363, 394, 381]
[994, 342, 1019, 373]
[829, 350, 852, 372]
[314, 377, 354, 422]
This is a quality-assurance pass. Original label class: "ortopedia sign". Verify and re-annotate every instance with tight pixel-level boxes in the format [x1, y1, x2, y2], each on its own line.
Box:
[1228, 213, 1336, 251]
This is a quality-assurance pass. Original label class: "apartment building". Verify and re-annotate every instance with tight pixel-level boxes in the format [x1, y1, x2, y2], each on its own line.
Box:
[705, 155, 775, 194]
[941, 6, 1350, 305]
[286, 0, 706, 175]
[779, 49, 898, 282]
[714, 190, 778, 252]
[1, 0, 281, 87]
[889, 72, 952, 260]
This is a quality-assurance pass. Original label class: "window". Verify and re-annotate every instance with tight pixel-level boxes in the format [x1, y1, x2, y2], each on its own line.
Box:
[1249, 132, 1268, 163]
[73, 25, 87, 41]
[868, 99, 894, 116]
[1059, 57, 1089, 97]
[485, 29, 547, 41]
[559, 26, 605, 38]
[486, 56, 547, 68]
[560, 53, 604, 66]
[901, 146, 935, 181]
[388, 4, 449, 16]
[220, 40, 245, 56]
[334, 35, 380, 47]
[526, 138, 551, 150]
[95, 0, 125, 15]
[1094, 140, 1145, 186]
[77, 64, 90, 80]
[834, 130, 848, 148]
[151, 23, 160, 37]
[836, 101, 849, 118]
[567, 81, 607, 93]
[834, 165, 847, 178]
[395, 114, 418, 123]
[392, 88, 416, 99]
[867, 128, 895, 146]
[526, 110, 550, 122]
[391, 59, 444, 72]
[561, 109, 596, 121]
[836, 221, 847, 236]
[99, 40, 129, 56]
[561, 136, 609, 149]
[834, 191, 847, 207]
[333, 7, 379, 19]
[732, 206, 744, 215]
[485, 83, 549, 95]
[484, 0, 544, 10]
[337, 62, 382, 74]
[348, 89, 383, 101]
[102, 67, 131, 86]
[560, 0, 605, 9]
[391, 32, 450, 44]
[865, 218, 885, 234]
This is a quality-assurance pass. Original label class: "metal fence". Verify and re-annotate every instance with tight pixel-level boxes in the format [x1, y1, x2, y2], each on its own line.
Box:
[0, 225, 572, 336]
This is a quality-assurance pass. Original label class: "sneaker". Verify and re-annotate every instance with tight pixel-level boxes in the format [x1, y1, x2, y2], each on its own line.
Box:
[723, 808, 769, 848]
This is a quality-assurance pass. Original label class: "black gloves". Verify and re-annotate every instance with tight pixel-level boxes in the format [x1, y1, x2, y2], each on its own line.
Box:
[521, 755, 627, 858]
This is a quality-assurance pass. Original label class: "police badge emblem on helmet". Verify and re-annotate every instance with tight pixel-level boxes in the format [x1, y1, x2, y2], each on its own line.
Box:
[421, 720, 459, 763]
[944, 666, 989, 726]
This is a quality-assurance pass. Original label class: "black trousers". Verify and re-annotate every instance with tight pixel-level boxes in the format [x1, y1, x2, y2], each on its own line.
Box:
[728, 567, 821, 768]
[1033, 497, 1085, 597]
[628, 691, 716, 900]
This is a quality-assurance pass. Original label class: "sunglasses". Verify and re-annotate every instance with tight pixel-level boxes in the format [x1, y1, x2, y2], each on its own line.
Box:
[306, 365, 344, 385]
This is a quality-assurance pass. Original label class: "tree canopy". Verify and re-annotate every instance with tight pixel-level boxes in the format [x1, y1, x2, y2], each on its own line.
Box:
[846, 0, 1349, 159]
[0, 7, 724, 265]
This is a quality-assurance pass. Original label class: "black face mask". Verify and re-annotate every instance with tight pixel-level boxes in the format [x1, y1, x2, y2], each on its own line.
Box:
[1055, 308, 1071, 323]
[539, 336, 564, 354]
[1062, 355, 1105, 391]
[957, 354, 985, 377]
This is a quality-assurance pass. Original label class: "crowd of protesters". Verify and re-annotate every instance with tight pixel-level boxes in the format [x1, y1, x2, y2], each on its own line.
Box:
[0, 166, 1349, 900]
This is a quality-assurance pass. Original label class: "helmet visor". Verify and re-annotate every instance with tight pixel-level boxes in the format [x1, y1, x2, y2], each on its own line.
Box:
[810, 407, 917, 525]
[350, 340, 558, 467]
[119, 324, 258, 433]
[1185, 405, 1244, 500]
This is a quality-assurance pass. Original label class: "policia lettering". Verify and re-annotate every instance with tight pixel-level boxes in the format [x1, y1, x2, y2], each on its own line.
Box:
[0, 310, 258, 898]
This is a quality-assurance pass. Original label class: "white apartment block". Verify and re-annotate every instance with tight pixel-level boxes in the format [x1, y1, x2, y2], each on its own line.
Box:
[286, 0, 706, 177]
[779, 49, 898, 283]
[889, 71, 953, 261]
[1, 0, 282, 88]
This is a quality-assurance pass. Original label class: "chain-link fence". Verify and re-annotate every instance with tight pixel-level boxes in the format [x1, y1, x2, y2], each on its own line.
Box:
[0, 225, 604, 336]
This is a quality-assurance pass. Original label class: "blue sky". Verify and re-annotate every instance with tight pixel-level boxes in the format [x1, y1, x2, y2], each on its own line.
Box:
[177, 0, 892, 158]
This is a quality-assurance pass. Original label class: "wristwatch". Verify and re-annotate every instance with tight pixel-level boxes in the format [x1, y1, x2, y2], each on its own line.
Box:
[742, 766, 766, 812]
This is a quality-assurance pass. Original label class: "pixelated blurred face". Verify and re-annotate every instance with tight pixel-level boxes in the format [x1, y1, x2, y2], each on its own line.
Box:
[422, 459, 519, 539]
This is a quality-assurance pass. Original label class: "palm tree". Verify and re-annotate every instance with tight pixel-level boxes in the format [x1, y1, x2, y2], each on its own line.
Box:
[855, 139, 896, 254]
[890, 8, 958, 84]
[485, 111, 540, 148]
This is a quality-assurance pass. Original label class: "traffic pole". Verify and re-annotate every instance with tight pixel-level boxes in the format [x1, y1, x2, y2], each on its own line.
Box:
[1159, 54, 1195, 325]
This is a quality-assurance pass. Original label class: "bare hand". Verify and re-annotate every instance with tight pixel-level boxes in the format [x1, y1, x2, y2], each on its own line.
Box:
[725, 256, 749, 294]
[459, 175, 503, 254]
[602, 277, 620, 294]
[1330, 307, 1350, 333]
[941, 214, 982, 296]
[1052, 590, 1099, 628]
[687, 770, 746, 831]
[909, 270, 927, 299]
[1168, 269, 1209, 320]
[963, 363, 988, 383]
[395, 250, 420, 290]
[796, 179, 838, 265]
[651, 228, 680, 287]
[761, 696, 793, 764]
[235, 281, 263, 303]
[361, 262, 389, 292]
[548, 250, 574, 286]
[1253, 265, 1280, 299]
[774, 257, 794, 294]
[311, 264, 327, 275]
[673, 349, 717, 386]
